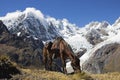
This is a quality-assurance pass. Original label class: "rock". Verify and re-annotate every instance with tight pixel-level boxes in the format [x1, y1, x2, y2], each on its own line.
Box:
[76, 48, 87, 58]
[0, 20, 10, 35]
[85, 29, 103, 45]
[82, 43, 120, 73]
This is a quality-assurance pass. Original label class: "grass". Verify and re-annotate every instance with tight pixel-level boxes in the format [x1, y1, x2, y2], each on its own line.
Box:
[2, 65, 120, 80]
[91, 72, 120, 80]
[13, 68, 120, 80]
[19, 69, 72, 80]
[12, 69, 93, 80]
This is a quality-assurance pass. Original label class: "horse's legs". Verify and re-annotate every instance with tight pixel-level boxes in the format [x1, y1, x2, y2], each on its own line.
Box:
[48, 53, 53, 71]
[60, 53, 67, 74]
[75, 58, 81, 73]
[43, 55, 48, 70]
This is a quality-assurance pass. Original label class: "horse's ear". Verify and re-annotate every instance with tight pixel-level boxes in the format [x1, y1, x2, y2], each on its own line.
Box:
[49, 41, 53, 45]
[47, 41, 53, 49]
[44, 41, 53, 50]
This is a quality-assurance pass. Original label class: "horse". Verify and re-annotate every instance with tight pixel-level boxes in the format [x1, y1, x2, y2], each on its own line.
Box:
[43, 37, 81, 73]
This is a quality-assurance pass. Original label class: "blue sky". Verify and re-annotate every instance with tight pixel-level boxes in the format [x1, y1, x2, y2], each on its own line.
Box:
[0, 0, 120, 27]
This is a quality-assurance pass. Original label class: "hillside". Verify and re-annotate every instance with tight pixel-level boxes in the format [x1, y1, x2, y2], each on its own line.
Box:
[8, 68, 120, 80]
[1, 55, 120, 80]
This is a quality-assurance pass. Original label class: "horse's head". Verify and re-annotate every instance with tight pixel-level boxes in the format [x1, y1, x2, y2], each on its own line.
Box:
[71, 57, 81, 73]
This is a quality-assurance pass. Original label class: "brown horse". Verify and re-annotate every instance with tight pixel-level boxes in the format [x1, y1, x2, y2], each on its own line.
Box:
[43, 37, 81, 73]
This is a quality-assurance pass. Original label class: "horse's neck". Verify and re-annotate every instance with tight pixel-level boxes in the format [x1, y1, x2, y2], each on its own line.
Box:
[62, 40, 74, 53]
[68, 53, 79, 62]
[63, 41, 77, 60]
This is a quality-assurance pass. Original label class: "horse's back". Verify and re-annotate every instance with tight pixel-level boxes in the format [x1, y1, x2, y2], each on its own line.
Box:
[52, 37, 63, 49]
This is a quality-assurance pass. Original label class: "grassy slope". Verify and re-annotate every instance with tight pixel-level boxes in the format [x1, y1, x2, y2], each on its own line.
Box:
[12, 69, 71, 80]
[12, 69, 120, 80]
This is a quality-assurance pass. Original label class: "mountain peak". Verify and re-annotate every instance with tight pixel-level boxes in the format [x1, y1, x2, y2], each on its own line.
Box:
[24, 7, 44, 19]
[0, 7, 44, 20]
[116, 17, 120, 23]
[85, 21, 109, 30]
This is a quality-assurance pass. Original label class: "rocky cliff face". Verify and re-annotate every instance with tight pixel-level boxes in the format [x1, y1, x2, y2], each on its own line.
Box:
[82, 43, 120, 73]
[0, 20, 44, 68]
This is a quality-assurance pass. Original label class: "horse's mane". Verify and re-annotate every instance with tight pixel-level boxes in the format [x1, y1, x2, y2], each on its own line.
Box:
[54, 37, 63, 43]
[52, 37, 63, 48]
[53, 37, 73, 53]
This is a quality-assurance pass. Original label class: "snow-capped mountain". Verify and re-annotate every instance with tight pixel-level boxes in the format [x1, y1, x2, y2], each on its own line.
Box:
[0, 8, 79, 41]
[0, 8, 92, 53]
[0, 8, 120, 73]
